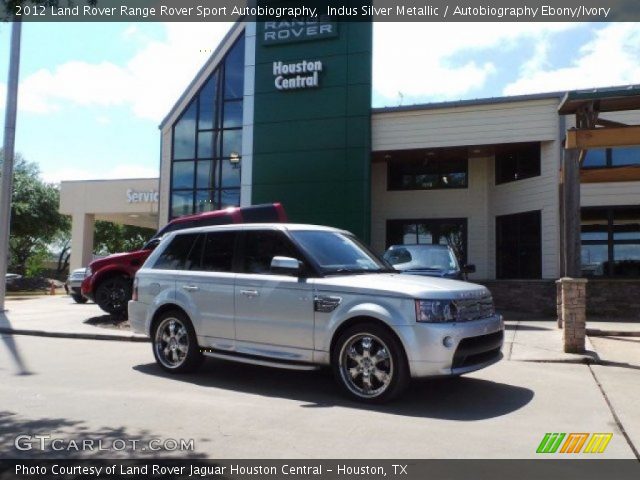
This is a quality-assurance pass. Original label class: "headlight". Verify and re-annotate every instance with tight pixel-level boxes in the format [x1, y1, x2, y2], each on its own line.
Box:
[415, 300, 457, 323]
[84, 267, 92, 278]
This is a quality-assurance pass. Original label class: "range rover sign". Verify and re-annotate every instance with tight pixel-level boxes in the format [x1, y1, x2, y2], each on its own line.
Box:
[261, 18, 338, 45]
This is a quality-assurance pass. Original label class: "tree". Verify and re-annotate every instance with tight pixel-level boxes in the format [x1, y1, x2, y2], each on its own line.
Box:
[0, 149, 70, 275]
[93, 221, 155, 256]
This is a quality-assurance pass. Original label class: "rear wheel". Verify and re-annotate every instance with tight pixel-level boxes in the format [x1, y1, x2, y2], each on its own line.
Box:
[332, 323, 409, 403]
[95, 276, 131, 315]
[152, 310, 203, 373]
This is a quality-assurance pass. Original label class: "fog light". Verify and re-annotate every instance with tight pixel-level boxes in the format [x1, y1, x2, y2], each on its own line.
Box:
[443, 336, 454, 348]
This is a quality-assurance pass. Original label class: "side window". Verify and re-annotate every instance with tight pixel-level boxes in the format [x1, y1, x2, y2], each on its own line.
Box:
[242, 230, 300, 274]
[200, 232, 237, 272]
[153, 233, 200, 270]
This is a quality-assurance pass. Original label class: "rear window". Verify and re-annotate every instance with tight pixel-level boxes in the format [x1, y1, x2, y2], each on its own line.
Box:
[153, 233, 200, 270]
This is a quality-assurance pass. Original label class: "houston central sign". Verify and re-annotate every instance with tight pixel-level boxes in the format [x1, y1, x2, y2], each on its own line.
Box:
[273, 60, 323, 90]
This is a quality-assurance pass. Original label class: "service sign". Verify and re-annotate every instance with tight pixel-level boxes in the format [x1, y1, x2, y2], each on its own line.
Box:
[261, 17, 338, 45]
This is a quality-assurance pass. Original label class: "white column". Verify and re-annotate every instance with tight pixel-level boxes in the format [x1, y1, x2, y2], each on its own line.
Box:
[70, 213, 95, 270]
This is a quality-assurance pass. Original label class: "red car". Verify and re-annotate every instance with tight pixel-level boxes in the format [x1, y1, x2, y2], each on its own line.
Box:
[81, 203, 287, 315]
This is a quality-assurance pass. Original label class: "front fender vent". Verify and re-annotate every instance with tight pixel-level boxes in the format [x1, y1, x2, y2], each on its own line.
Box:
[314, 295, 342, 313]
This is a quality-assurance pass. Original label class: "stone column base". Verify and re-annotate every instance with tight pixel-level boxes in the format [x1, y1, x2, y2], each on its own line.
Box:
[557, 277, 588, 353]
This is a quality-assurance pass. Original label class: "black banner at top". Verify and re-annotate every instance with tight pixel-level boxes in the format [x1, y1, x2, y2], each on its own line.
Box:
[1, 0, 640, 22]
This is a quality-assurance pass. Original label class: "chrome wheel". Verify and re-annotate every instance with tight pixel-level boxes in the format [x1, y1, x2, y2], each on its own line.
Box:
[154, 317, 190, 369]
[339, 333, 394, 399]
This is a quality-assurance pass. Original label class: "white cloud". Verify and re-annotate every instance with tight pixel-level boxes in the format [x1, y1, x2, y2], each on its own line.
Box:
[42, 164, 158, 184]
[504, 23, 640, 95]
[15, 22, 233, 122]
[373, 22, 581, 105]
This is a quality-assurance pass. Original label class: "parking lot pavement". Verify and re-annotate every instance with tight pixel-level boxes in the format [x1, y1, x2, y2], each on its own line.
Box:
[0, 334, 637, 459]
[0, 296, 145, 341]
[589, 336, 640, 458]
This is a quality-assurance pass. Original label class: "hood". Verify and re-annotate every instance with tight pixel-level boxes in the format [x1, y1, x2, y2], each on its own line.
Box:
[89, 249, 149, 268]
[313, 273, 489, 300]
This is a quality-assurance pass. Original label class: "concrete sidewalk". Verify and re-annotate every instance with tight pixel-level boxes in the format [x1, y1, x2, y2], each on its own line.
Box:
[0, 295, 615, 363]
[0, 295, 147, 341]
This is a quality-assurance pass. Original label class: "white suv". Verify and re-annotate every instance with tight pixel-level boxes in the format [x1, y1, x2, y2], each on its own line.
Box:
[129, 224, 503, 403]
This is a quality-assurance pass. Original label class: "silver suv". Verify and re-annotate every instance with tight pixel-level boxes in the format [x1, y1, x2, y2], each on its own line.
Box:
[129, 224, 503, 403]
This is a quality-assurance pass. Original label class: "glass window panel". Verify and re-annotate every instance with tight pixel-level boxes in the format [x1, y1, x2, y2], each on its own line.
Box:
[612, 208, 640, 241]
[196, 160, 215, 189]
[416, 224, 433, 244]
[220, 189, 240, 208]
[223, 100, 243, 129]
[495, 142, 540, 184]
[611, 147, 640, 167]
[172, 161, 194, 190]
[402, 224, 417, 244]
[173, 101, 197, 160]
[581, 244, 608, 277]
[612, 244, 640, 277]
[197, 131, 214, 159]
[198, 73, 218, 131]
[171, 191, 193, 218]
[222, 129, 242, 158]
[224, 37, 245, 100]
[195, 190, 218, 213]
[221, 159, 241, 188]
[582, 149, 607, 168]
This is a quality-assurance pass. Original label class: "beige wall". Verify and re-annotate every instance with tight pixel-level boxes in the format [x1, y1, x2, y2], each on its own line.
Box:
[371, 97, 563, 280]
[60, 178, 159, 269]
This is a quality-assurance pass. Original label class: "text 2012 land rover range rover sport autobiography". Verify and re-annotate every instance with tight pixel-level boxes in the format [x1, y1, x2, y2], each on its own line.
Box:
[129, 224, 504, 403]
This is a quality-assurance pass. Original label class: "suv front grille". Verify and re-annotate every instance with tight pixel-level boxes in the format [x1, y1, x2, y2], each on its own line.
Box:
[453, 295, 495, 322]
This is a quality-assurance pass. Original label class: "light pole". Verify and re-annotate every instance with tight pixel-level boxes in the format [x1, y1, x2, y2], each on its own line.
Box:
[0, 19, 22, 312]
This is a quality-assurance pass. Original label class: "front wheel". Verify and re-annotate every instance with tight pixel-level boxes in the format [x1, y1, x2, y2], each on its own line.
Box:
[71, 293, 88, 304]
[332, 323, 409, 403]
[95, 276, 131, 315]
[152, 310, 203, 373]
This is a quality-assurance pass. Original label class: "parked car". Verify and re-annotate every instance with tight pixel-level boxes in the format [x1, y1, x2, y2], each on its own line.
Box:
[383, 244, 476, 280]
[65, 268, 88, 304]
[5, 273, 22, 286]
[82, 203, 287, 315]
[129, 223, 503, 403]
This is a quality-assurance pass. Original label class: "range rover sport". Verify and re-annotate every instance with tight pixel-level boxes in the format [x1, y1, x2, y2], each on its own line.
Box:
[129, 223, 504, 403]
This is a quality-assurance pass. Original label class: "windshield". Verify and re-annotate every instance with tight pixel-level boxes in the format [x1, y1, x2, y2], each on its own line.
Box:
[384, 245, 459, 271]
[290, 231, 391, 274]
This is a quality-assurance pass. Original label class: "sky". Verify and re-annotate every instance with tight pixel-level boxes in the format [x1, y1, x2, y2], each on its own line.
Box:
[0, 21, 639, 184]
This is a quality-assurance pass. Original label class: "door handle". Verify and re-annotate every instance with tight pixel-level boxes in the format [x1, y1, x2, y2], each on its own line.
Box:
[240, 289, 259, 297]
[182, 285, 199, 292]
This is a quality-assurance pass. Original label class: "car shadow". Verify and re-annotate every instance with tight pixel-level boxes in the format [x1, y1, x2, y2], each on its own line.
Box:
[133, 359, 534, 421]
[83, 314, 128, 329]
[505, 323, 555, 331]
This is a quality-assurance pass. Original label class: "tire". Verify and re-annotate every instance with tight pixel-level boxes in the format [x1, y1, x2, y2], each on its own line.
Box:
[151, 310, 204, 374]
[71, 293, 88, 304]
[332, 322, 409, 403]
[95, 276, 131, 315]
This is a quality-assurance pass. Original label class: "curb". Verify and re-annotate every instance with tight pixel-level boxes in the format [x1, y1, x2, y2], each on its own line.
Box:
[0, 327, 149, 343]
[513, 349, 601, 365]
[587, 328, 640, 338]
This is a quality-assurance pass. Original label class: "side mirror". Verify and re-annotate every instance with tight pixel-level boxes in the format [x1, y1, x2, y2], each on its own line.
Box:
[271, 256, 302, 275]
[462, 264, 476, 274]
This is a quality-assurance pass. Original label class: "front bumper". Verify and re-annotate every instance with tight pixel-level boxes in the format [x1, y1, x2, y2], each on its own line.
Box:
[395, 314, 504, 378]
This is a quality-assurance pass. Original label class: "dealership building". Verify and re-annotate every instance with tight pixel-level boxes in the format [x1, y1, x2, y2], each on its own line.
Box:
[60, 20, 640, 316]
